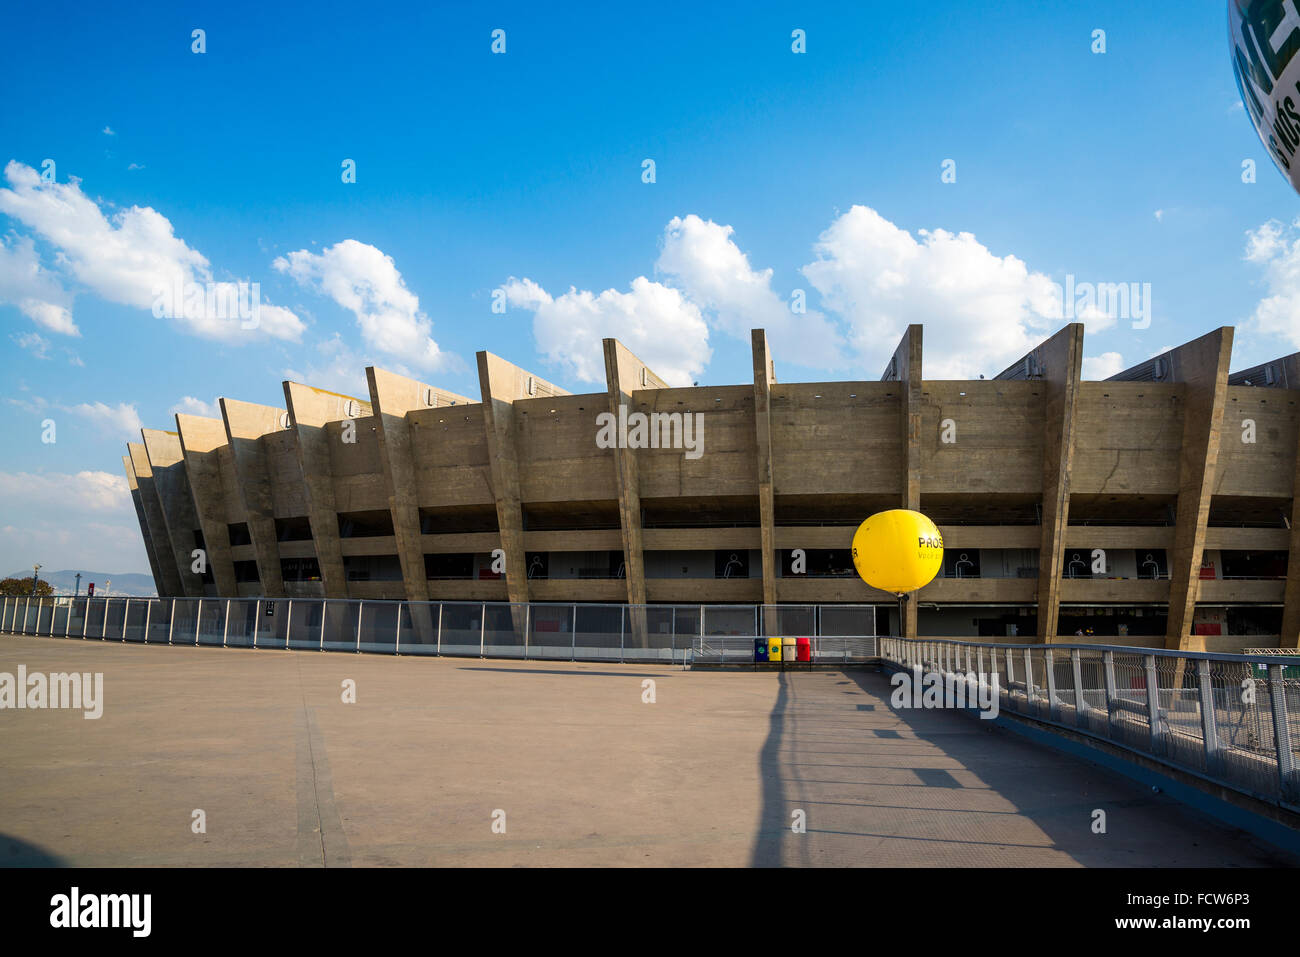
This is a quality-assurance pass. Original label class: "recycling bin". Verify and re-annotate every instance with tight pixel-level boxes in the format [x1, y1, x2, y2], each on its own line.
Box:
[754, 638, 769, 662]
[796, 636, 812, 662]
[782, 637, 797, 664]
[768, 637, 782, 661]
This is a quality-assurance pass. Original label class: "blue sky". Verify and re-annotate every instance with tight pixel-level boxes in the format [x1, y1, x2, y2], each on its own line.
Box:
[1, 0, 1296, 575]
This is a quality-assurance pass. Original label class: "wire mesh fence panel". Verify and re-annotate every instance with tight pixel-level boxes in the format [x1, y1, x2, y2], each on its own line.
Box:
[23, 598, 40, 634]
[287, 599, 324, 651]
[321, 600, 361, 652]
[170, 599, 199, 646]
[66, 598, 87, 638]
[761, 604, 815, 638]
[225, 600, 257, 647]
[574, 604, 623, 661]
[359, 601, 399, 654]
[123, 600, 149, 642]
[1154, 655, 1205, 771]
[438, 602, 487, 657]
[527, 604, 575, 659]
[196, 599, 228, 646]
[36, 597, 54, 635]
[103, 599, 127, 641]
[145, 600, 171, 643]
[1077, 649, 1110, 737]
[700, 605, 757, 642]
[254, 600, 289, 649]
[819, 605, 878, 637]
[399, 602, 437, 654]
[620, 607, 678, 663]
[51, 599, 71, 637]
[482, 603, 527, 658]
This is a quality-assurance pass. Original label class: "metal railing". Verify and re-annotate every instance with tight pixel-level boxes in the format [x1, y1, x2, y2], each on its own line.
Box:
[0, 595, 877, 665]
[689, 635, 877, 665]
[879, 636, 1300, 811]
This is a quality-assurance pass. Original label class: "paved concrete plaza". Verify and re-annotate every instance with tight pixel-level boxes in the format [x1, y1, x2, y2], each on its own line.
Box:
[0, 634, 1293, 867]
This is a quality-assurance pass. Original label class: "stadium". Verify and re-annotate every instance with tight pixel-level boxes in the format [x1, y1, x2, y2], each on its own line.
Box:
[115, 323, 1300, 654]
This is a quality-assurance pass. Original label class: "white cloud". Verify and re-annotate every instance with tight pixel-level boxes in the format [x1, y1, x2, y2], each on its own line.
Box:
[0, 470, 130, 512]
[275, 239, 446, 369]
[282, 333, 373, 399]
[801, 205, 1066, 378]
[0, 160, 302, 342]
[169, 396, 218, 418]
[1243, 218, 1300, 349]
[0, 233, 77, 335]
[656, 214, 843, 368]
[65, 401, 143, 437]
[503, 275, 710, 387]
[102, 126, 115, 136]
[1082, 351, 1125, 379]
[12, 331, 51, 359]
[1154, 209, 1164, 222]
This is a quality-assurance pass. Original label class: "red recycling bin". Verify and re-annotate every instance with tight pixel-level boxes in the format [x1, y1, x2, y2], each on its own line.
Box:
[796, 637, 811, 662]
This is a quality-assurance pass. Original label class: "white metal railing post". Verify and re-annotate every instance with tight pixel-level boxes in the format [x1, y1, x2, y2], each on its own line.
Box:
[167, 598, 176, 644]
[1267, 663, 1298, 802]
[436, 602, 443, 656]
[80, 599, 89, 638]
[286, 599, 293, 649]
[572, 604, 578, 661]
[102, 598, 109, 638]
[1044, 648, 1058, 721]
[1023, 648, 1035, 714]
[394, 603, 401, 653]
[1196, 659, 1220, 776]
[523, 603, 530, 660]
[1070, 649, 1087, 728]
[356, 601, 363, 652]
[253, 600, 261, 647]
[319, 600, 327, 651]
[1102, 650, 1119, 738]
[122, 598, 130, 640]
[143, 599, 152, 643]
[479, 602, 486, 658]
[195, 599, 202, 644]
[620, 607, 625, 664]
[1143, 655, 1163, 754]
[224, 599, 231, 647]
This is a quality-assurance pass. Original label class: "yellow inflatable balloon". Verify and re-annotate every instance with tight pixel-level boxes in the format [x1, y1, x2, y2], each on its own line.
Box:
[851, 509, 944, 594]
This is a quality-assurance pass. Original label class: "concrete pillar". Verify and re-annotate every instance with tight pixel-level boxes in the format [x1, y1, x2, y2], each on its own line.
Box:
[884, 325, 924, 639]
[751, 330, 778, 609]
[175, 413, 239, 597]
[141, 429, 207, 597]
[283, 382, 369, 599]
[996, 324, 1085, 642]
[219, 398, 287, 597]
[122, 453, 170, 597]
[604, 339, 670, 643]
[1163, 329, 1234, 649]
[477, 353, 570, 607]
[127, 442, 185, 597]
[367, 367, 474, 602]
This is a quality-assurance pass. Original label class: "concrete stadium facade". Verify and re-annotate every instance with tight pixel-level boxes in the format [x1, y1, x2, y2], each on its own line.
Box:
[122, 324, 1300, 652]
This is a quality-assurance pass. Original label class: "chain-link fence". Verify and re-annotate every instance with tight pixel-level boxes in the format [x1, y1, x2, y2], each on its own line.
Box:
[1, 595, 877, 665]
[879, 636, 1300, 811]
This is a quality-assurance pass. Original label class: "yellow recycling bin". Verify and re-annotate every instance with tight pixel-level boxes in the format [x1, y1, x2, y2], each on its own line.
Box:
[767, 637, 782, 661]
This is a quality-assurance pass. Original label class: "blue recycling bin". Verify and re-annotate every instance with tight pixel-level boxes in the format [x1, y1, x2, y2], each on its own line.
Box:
[754, 638, 769, 662]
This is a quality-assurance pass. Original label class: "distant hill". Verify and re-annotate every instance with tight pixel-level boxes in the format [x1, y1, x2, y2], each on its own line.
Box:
[6, 570, 157, 598]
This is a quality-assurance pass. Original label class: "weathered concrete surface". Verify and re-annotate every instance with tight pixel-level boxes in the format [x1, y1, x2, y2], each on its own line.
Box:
[0, 636, 1291, 867]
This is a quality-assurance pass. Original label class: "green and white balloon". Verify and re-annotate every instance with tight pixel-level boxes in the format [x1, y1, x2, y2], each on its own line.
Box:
[1231, 0, 1300, 193]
